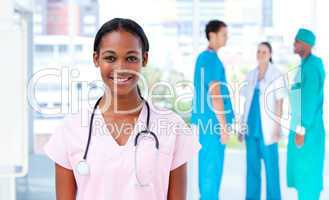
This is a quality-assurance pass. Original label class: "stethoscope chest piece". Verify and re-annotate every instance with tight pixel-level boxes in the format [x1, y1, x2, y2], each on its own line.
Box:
[76, 159, 90, 176]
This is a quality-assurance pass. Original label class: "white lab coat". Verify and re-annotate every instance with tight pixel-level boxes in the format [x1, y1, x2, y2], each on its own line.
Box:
[241, 64, 288, 145]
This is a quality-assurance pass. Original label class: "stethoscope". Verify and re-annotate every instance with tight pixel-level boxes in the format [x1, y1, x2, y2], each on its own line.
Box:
[76, 96, 160, 186]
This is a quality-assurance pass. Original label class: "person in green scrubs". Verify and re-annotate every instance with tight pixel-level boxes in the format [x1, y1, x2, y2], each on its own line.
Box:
[287, 28, 326, 200]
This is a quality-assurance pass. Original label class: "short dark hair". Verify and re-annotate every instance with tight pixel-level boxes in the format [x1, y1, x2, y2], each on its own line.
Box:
[93, 18, 149, 54]
[205, 20, 227, 40]
[259, 41, 273, 63]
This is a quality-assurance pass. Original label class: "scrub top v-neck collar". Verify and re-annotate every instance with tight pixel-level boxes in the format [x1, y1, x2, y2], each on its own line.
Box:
[96, 102, 147, 150]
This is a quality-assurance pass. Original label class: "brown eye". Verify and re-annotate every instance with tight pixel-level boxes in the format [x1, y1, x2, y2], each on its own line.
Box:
[127, 56, 139, 63]
[104, 56, 116, 62]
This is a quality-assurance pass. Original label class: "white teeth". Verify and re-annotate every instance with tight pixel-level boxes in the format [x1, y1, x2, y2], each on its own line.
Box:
[117, 78, 128, 81]
[111, 77, 131, 84]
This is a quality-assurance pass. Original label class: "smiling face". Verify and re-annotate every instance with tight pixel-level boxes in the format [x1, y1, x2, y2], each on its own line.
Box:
[93, 30, 148, 97]
[257, 44, 271, 65]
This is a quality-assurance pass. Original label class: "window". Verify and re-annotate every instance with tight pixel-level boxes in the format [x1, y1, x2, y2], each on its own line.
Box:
[33, 25, 42, 34]
[58, 44, 68, 53]
[83, 25, 96, 35]
[75, 44, 83, 52]
[83, 15, 96, 24]
[35, 45, 54, 53]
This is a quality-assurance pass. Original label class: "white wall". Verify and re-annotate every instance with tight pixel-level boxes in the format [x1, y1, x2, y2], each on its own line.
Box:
[0, 0, 30, 199]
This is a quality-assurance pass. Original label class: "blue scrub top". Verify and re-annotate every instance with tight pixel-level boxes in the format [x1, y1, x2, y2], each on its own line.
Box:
[247, 82, 262, 139]
[191, 49, 234, 134]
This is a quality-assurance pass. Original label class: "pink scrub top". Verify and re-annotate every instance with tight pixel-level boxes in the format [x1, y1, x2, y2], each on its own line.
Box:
[44, 102, 201, 200]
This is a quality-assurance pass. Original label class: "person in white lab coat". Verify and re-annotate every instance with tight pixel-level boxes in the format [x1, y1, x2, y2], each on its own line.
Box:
[240, 42, 288, 200]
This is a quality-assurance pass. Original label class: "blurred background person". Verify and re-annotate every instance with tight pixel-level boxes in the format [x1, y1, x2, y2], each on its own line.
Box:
[191, 20, 234, 200]
[287, 28, 326, 200]
[240, 41, 287, 200]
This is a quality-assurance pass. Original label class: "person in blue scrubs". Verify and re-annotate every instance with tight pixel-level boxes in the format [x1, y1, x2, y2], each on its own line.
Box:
[191, 20, 234, 200]
[240, 42, 287, 200]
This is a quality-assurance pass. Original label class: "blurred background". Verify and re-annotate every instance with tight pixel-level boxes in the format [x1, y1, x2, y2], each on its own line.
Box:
[0, 0, 328, 199]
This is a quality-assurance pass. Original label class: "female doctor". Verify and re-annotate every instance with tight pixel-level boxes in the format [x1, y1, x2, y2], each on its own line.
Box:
[44, 18, 200, 200]
[240, 42, 288, 200]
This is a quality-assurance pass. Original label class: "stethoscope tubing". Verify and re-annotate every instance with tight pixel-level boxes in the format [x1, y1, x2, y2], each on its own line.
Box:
[78, 96, 159, 177]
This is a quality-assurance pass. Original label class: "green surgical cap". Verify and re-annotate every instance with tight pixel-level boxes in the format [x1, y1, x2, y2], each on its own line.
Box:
[295, 28, 316, 47]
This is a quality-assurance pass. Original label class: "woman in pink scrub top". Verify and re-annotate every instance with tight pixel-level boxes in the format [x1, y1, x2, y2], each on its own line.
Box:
[44, 18, 200, 200]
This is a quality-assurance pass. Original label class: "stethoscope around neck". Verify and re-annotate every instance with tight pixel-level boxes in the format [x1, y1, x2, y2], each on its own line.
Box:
[76, 96, 160, 186]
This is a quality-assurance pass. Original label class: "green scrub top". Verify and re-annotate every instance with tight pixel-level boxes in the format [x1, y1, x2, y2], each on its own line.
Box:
[287, 54, 326, 193]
